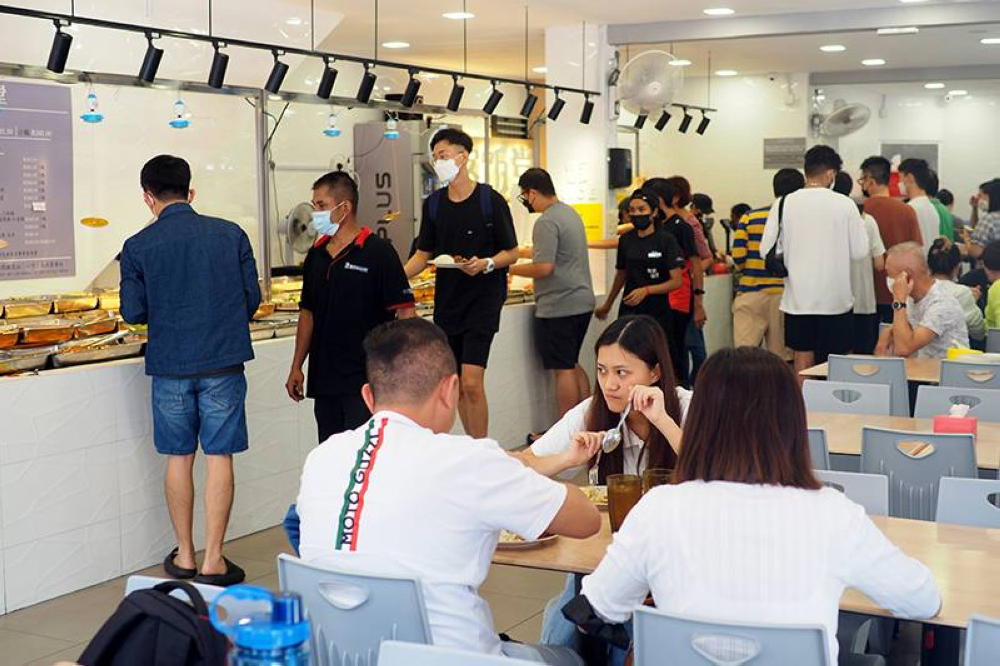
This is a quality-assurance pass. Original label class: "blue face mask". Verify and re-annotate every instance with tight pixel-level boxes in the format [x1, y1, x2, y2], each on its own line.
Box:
[310, 202, 347, 237]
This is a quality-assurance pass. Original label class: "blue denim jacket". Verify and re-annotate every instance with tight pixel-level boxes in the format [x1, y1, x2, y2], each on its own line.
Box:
[120, 203, 261, 377]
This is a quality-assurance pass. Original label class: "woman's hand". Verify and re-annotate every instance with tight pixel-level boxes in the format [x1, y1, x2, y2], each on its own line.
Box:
[623, 287, 649, 307]
[563, 432, 603, 468]
[630, 385, 666, 422]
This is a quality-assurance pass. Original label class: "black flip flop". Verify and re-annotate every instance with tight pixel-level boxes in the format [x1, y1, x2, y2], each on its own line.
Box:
[163, 547, 197, 580]
[193, 557, 246, 587]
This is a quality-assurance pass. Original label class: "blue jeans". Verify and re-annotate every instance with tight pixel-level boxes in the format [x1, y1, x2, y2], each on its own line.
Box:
[283, 504, 301, 555]
[685, 320, 706, 385]
[541, 574, 631, 666]
[151, 372, 248, 455]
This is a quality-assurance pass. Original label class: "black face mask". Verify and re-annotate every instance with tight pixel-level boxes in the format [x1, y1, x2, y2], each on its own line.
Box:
[632, 214, 653, 230]
[519, 194, 535, 214]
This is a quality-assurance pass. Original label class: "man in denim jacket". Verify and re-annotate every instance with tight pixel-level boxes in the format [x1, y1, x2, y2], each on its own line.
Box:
[121, 155, 260, 586]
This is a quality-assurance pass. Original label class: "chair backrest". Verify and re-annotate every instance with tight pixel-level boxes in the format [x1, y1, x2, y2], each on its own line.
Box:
[936, 477, 1000, 527]
[807, 428, 831, 470]
[803, 379, 891, 416]
[828, 355, 909, 416]
[965, 615, 1000, 666]
[277, 554, 432, 666]
[377, 640, 537, 666]
[914, 385, 1000, 421]
[986, 330, 1000, 354]
[860, 426, 977, 520]
[814, 470, 889, 515]
[940, 360, 1000, 390]
[123, 575, 225, 603]
[633, 607, 831, 666]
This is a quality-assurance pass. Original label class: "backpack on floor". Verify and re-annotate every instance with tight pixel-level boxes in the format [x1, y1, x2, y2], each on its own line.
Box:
[78, 580, 229, 666]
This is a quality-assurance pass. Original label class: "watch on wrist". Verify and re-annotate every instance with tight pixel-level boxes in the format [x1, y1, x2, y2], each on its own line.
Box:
[892, 300, 907, 311]
[484, 257, 496, 274]
[693, 288, 706, 296]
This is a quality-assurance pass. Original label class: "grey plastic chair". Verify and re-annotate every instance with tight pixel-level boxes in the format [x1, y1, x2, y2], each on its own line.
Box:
[965, 615, 1000, 666]
[936, 477, 1000, 527]
[278, 554, 432, 666]
[803, 380, 891, 416]
[378, 640, 537, 666]
[914, 385, 1000, 421]
[860, 426, 977, 520]
[940, 360, 1000, 390]
[828, 355, 909, 416]
[808, 428, 831, 470]
[124, 575, 225, 603]
[986, 330, 1000, 354]
[815, 470, 889, 515]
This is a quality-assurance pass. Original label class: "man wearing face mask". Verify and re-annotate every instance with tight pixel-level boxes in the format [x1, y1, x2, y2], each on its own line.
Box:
[120, 155, 260, 586]
[509, 168, 595, 420]
[404, 128, 519, 438]
[286, 171, 416, 442]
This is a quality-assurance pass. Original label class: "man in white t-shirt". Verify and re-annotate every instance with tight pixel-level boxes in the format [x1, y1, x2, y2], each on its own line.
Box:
[899, 159, 940, 255]
[876, 242, 969, 359]
[760, 145, 869, 379]
[297, 318, 599, 665]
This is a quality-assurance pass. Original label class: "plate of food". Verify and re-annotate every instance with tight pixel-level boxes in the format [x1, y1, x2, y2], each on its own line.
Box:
[497, 530, 559, 551]
[580, 485, 608, 510]
[429, 254, 469, 269]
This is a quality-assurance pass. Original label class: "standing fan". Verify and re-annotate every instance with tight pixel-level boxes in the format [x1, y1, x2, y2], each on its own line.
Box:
[811, 100, 872, 138]
[617, 50, 686, 117]
[278, 202, 317, 265]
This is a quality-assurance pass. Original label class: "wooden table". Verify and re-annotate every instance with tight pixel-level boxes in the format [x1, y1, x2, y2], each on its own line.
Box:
[800, 357, 942, 384]
[808, 411, 1000, 470]
[494, 514, 1000, 629]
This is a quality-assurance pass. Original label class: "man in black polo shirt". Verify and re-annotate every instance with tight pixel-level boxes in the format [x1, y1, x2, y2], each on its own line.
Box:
[404, 128, 519, 438]
[285, 171, 415, 442]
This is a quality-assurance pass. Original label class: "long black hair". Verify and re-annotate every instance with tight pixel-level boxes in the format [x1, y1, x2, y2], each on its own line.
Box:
[585, 316, 682, 481]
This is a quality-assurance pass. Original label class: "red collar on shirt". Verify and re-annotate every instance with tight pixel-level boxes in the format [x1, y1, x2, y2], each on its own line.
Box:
[312, 226, 374, 250]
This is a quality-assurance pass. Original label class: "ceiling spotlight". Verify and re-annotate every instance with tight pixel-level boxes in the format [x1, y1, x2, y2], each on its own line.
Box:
[877, 26, 919, 35]
[357, 64, 377, 103]
[483, 81, 504, 115]
[401, 71, 422, 107]
[948, 89, 969, 96]
[547, 90, 565, 121]
[715, 69, 738, 77]
[447, 75, 465, 112]
[520, 87, 539, 118]
[47, 21, 73, 73]
[703, 7, 735, 16]
[580, 95, 595, 124]
[208, 42, 229, 89]
[678, 108, 693, 133]
[532, 66, 548, 74]
[669, 59, 692, 67]
[696, 111, 711, 135]
[924, 82, 945, 90]
[634, 114, 647, 130]
[139, 33, 163, 83]
[820, 44, 846, 53]
[655, 109, 672, 131]
[265, 51, 289, 94]
[317, 57, 338, 99]
[442, 11, 475, 19]
[862, 58, 887, 66]
[381, 41, 410, 49]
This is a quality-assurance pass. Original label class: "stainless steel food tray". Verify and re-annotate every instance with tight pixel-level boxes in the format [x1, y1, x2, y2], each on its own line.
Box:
[53, 340, 145, 367]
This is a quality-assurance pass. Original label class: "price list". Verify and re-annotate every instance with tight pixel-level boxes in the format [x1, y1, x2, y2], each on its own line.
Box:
[0, 81, 74, 281]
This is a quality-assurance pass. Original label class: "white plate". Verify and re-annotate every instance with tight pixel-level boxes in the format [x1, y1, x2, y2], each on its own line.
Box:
[496, 534, 559, 551]
[431, 262, 463, 269]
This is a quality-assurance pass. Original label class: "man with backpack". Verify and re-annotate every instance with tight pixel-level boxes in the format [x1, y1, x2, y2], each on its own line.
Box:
[404, 128, 519, 438]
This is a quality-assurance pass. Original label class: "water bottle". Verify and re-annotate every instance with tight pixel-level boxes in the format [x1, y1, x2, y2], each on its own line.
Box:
[210, 585, 311, 666]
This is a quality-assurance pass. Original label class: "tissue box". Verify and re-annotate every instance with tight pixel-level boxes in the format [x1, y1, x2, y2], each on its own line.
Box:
[933, 415, 978, 437]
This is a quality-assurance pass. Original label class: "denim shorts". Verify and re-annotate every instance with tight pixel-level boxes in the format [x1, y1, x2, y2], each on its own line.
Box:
[151, 372, 249, 456]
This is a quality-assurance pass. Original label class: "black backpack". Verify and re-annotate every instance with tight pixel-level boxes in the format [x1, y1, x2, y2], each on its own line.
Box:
[79, 581, 229, 666]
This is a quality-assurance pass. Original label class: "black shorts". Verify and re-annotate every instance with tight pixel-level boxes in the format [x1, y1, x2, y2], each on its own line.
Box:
[536, 313, 592, 370]
[784, 311, 854, 354]
[447, 329, 496, 370]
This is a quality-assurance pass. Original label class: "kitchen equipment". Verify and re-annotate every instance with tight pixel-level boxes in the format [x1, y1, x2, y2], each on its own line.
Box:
[0, 347, 54, 375]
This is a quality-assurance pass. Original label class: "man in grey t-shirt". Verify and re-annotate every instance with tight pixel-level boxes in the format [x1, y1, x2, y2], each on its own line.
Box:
[876, 242, 969, 359]
[511, 168, 596, 419]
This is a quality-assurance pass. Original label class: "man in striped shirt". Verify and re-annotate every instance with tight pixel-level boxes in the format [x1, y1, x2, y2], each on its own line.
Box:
[731, 169, 805, 357]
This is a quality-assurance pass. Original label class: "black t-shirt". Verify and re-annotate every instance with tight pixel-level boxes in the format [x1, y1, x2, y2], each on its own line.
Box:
[661, 213, 698, 259]
[615, 228, 685, 317]
[299, 228, 415, 397]
[416, 184, 518, 334]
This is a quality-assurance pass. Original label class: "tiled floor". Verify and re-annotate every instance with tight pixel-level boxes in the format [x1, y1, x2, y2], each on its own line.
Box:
[0, 526, 563, 666]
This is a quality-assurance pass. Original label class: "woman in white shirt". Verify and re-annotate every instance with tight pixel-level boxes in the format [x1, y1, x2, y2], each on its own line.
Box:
[518, 315, 689, 481]
[574, 346, 941, 665]
[928, 238, 986, 345]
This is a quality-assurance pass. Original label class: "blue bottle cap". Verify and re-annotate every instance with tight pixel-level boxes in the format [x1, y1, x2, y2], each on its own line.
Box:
[210, 585, 311, 651]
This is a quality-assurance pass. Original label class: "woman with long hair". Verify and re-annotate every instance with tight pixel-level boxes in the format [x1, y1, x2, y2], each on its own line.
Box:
[571, 347, 940, 665]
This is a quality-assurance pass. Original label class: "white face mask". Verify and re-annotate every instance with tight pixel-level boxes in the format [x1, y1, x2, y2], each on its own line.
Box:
[433, 158, 460, 184]
[899, 181, 908, 197]
[980, 199, 990, 216]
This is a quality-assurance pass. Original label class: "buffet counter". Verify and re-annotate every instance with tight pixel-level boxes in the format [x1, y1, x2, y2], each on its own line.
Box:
[0, 275, 732, 613]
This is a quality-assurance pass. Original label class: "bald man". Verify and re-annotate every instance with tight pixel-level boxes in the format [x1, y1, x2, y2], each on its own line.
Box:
[876, 242, 969, 359]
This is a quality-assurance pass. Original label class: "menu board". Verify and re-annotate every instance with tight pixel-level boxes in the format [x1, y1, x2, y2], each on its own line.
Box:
[0, 81, 74, 281]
